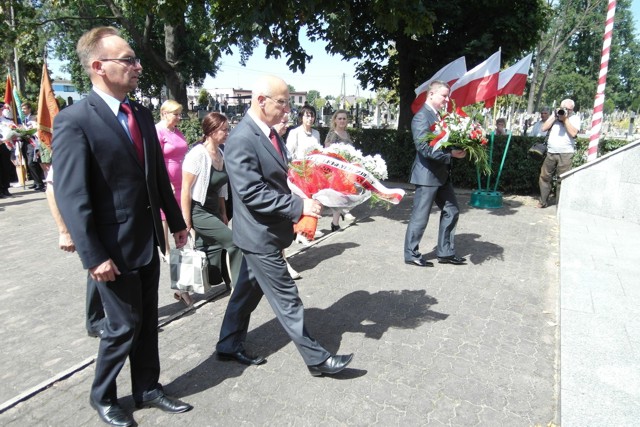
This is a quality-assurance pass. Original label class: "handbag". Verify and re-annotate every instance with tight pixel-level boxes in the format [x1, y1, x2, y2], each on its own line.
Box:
[528, 134, 549, 159]
[169, 236, 210, 294]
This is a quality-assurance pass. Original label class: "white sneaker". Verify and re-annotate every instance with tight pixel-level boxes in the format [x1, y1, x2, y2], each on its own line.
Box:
[314, 230, 323, 238]
[287, 263, 301, 280]
[343, 213, 356, 222]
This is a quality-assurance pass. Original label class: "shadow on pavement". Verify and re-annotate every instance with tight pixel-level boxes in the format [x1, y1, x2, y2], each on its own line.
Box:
[292, 241, 360, 272]
[163, 288, 448, 399]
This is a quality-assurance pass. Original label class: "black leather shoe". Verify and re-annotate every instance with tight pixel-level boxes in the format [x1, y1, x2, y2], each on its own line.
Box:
[28, 184, 36, 189]
[90, 399, 134, 427]
[217, 350, 266, 365]
[308, 354, 354, 377]
[135, 393, 193, 413]
[404, 259, 434, 267]
[437, 255, 467, 265]
[331, 223, 340, 232]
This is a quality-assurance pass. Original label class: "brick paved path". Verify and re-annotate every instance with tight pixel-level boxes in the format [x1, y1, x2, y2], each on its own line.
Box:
[0, 186, 559, 426]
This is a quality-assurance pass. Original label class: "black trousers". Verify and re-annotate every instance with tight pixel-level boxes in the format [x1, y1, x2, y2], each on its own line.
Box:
[26, 144, 43, 187]
[90, 251, 163, 404]
[86, 277, 105, 334]
[0, 145, 12, 190]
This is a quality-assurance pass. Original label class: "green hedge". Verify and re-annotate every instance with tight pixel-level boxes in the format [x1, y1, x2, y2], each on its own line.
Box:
[177, 116, 631, 195]
[323, 128, 630, 195]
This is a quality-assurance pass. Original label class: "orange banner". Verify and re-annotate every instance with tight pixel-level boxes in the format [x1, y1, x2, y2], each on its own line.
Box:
[36, 62, 59, 149]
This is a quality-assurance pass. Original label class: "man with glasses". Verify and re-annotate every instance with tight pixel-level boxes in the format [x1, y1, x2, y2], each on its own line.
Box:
[537, 98, 580, 208]
[52, 27, 192, 426]
[216, 75, 354, 377]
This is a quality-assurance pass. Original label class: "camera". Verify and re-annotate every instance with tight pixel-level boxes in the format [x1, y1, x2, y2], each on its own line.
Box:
[556, 108, 566, 118]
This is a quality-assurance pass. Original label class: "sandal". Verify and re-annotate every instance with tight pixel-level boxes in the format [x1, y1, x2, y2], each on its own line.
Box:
[174, 291, 194, 307]
[536, 202, 547, 208]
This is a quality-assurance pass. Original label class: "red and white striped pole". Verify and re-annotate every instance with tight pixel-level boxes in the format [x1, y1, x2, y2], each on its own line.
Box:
[588, 0, 616, 162]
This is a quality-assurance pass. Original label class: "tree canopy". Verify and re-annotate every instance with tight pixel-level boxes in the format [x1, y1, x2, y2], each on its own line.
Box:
[2, 0, 639, 128]
[1, 0, 225, 107]
[210, 0, 548, 129]
[533, 0, 640, 113]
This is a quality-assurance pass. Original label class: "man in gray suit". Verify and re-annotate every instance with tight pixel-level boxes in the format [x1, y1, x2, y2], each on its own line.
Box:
[404, 80, 467, 267]
[217, 75, 353, 376]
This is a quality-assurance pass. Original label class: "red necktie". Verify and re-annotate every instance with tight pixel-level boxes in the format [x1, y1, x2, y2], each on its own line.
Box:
[120, 102, 144, 164]
[269, 128, 283, 158]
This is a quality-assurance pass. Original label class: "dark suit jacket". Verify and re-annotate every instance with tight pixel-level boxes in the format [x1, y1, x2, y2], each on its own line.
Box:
[224, 113, 303, 253]
[52, 90, 185, 272]
[410, 104, 453, 186]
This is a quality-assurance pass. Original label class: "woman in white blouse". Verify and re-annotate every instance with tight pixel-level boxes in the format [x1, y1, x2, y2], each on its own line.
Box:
[286, 105, 322, 160]
[181, 113, 243, 303]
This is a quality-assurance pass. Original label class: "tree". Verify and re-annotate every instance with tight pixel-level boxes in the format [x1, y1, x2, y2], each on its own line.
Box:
[532, 0, 640, 113]
[0, 0, 52, 100]
[197, 88, 209, 108]
[303, 0, 547, 130]
[527, 0, 608, 112]
[3, 0, 226, 108]
[307, 89, 320, 106]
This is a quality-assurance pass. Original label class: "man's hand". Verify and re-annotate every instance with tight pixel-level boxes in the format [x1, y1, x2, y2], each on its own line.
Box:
[451, 149, 466, 159]
[58, 232, 76, 253]
[173, 229, 189, 249]
[89, 259, 121, 282]
[303, 199, 323, 218]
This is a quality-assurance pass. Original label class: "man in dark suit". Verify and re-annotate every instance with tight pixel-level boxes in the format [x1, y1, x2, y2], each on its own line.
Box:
[217, 75, 353, 376]
[52, 27, 192, 427]
[404, 80, 467, 267]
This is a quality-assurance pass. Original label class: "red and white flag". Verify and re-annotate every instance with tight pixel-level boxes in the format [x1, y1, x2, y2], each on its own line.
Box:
[449, 50, 501, 108]
[411, 57, 466, 114]
[485, 53, 532, 108]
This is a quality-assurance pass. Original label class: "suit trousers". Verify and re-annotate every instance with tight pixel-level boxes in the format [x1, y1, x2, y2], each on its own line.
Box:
[26, 144, 43, 187]
[539, 152, 573, 205]
[90, 251, 162, 404]
[85, 277, 105, 334]
[216, 251, 331, 366]
[404, 182, 459, 261]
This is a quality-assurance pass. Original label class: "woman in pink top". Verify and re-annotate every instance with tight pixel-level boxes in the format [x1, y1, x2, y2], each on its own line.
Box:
[156, 100, 190, 305]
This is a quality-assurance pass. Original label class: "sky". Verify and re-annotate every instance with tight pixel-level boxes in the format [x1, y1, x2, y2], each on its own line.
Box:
[203, 35, 374, 98]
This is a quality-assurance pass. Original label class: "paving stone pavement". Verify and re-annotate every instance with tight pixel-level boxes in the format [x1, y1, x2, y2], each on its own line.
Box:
[0, 184, 559, 426]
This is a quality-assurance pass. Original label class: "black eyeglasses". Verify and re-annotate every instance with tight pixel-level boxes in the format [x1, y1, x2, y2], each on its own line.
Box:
[265, 95, 288, 107]
[99, 56, 141, 66]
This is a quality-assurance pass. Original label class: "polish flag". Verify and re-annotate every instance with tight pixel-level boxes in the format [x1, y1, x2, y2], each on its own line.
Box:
[449, 50, 501, 108]
[411, 57, 466, 114]
[485, 53, 533, 108]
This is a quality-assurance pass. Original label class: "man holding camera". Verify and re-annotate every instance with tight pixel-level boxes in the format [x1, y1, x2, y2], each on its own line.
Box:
[537, 98, 580, 208]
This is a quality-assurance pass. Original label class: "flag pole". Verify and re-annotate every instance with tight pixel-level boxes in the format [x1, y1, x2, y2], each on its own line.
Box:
[493, 131, 513, 191]
[587, 0, 616, 162]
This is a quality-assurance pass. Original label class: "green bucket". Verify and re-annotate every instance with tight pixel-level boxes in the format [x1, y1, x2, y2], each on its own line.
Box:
[469, 190, 503, 209]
